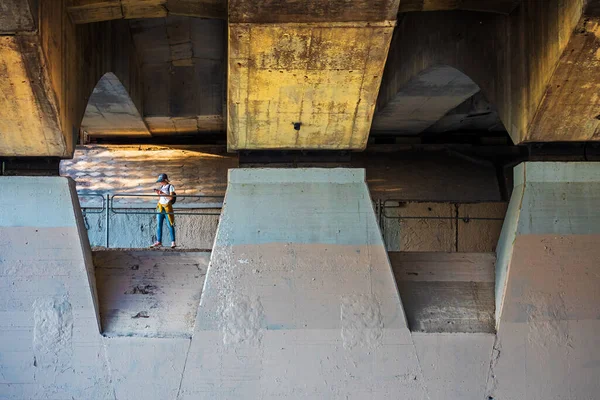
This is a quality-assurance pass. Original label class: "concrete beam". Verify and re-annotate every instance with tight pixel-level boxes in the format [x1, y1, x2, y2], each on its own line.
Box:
[226, 0, 401, 150]
[0, 0, 37, 33]
[398, 0, 522, 14]
[526, 3, 600, 141]
[228, 22, 394, 151]
[67, 0, 226, 23]
[228, 0, 400, 23]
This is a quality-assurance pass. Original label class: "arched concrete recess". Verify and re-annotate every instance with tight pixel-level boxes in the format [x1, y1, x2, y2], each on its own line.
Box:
[376, 0, 591, 144]
[81, 72, 151, 138]
[371, 65, 506, 135]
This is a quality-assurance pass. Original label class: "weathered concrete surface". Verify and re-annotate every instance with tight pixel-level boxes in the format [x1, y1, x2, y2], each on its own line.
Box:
[0, 177, 112, 398]
[0, 36, 65, 157]
[0, 0, 36, 33]
[391, 252, 496, 333]
[353, 150, 503, 202]
[0, 2, 144, 157]
[424, 92, 506, 134]
[371, 65, 480, 135]
[94, 250, 209, 337]
[38, 4, 145, 156]
[66, 0, 525, 24]
[228, 0, 400, 23]
[103, 336, 191, 399]
[228, 22, 394, 151]
[377, 0, 587, 144]
[413, 333, 495, 399]
[382, 202, 507, 252]
[527, 6, 600, 141]
[398, 0, 522, 14]
[130, 17, 226, 135]
[67, 0, 227, 23]
[81, 72, 151, 138]
[180, 168, 426, 398]
[491, 162, 600, 399]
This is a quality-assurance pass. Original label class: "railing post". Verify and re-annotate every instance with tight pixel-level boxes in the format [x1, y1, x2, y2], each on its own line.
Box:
[105, 193, 110, 248]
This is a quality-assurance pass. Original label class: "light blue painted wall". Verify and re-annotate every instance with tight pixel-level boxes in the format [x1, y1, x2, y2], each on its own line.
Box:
[217, 168, 383, 246]
[0, 177, 78, 228]
[494, 162, 600, 322]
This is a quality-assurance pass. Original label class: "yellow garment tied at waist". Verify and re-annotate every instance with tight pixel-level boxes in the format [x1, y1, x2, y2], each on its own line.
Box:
[157, 203, 175, 226]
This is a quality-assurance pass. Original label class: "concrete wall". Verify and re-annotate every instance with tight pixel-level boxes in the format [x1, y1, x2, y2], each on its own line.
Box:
[0, 177, 113, 398]
[61, 145, 506, 251]
[94, 250, 210, 338]
[491, 162, 600, 399]
[3, 164, 599, 399]
[381, 201, 507, 252]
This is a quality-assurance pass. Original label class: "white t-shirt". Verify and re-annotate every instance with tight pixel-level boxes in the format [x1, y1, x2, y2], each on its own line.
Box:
[158, 184, 175, 205]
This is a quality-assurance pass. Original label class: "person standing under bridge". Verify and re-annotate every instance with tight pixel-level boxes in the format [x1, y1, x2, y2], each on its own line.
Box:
[150, 173, 177, 249]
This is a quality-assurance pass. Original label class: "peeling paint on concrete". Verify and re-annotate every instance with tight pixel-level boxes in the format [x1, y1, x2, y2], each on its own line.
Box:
[32, 297, 73, 369]
[341, 294, 383, 349]
[222, 294, 265, 345]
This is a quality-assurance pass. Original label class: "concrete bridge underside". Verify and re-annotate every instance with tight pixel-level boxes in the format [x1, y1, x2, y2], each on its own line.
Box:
[1, 0, 600, 156]
[1, 1, 600, 399]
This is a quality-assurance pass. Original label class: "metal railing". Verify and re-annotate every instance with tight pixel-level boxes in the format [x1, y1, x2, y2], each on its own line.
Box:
[109, 194, 223, 216]
[78, 192, 224, 248]
[78, 193, 106, 214]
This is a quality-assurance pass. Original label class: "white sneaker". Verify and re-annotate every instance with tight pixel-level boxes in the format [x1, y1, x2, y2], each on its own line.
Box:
[150, 242, 162, 248]
[171, 242, 177, 249]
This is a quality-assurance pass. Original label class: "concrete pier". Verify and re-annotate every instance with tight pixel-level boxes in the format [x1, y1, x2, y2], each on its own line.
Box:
[491, 162, 600, 399]
[0, 177, 113, 398]
[178, 168, 425, 398]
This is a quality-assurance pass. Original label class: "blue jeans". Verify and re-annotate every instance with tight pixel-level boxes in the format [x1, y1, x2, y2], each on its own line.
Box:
[157, 207, 175, 243]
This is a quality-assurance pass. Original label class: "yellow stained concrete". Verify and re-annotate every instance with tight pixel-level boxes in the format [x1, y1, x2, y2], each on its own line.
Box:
[0, 37, 65, 157]
[228, 22, 394, 151]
